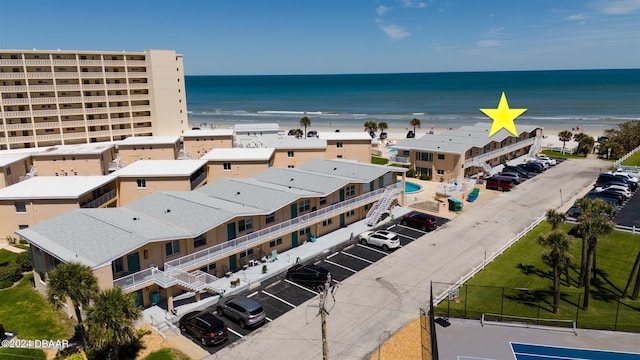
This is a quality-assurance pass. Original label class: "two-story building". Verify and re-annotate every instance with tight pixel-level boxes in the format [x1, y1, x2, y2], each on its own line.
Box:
[30, 142, 117, 176]
[181, 129, 234, 159]
[201, 148, 275, 180]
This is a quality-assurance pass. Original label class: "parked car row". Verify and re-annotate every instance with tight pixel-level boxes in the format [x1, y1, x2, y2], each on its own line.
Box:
[567, 169, 639, 219]
[486, 155, 559, 192]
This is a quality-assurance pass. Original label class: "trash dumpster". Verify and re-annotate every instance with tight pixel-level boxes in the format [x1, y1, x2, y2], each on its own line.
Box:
[447, 198, 463, 212]
[467, 187, 480, 202]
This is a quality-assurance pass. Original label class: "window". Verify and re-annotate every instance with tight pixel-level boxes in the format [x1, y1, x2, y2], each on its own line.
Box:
[223, 162, 231, 171]
[288, 165, 294, 168]
[200, 262, 217, 273]
[417, 167, 432, 177]
[287, 151, 294, 158]
[436, 169, 445, 175]
[299, 199, 310, 212]
[49, 255, 61, 269]
[5, 167, 10, 176]
[299, 227, 311, 236]
[238, 218, 253, 232]
[266, 213, 275, 224]
[166, 240, 180, 256]
[112, 258, 124, 274]
[18, 225, 28, 230]
[346, 209, 355, 217]
[15, 201, 26, 213]
[239, 248, 254, 258]
[269, 238, 283, 248]
[345, 185, 356, 197]
[416, 152, 434, 162]
[193, 233, 206, 248]
[319, 197, 327, 205]
[136, 179, 146, 189]
[322, 218, 333, 226]
[336, 142, 343, 148]
[437, 154, 445, 160]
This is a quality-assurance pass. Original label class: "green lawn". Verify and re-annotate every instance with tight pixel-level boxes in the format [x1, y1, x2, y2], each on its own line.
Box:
[371, 156, 389, 165]
[144, 348, 191, 360]
[436, 222, 640, 332]
[540, 149, 584, 159]
[621, 150, 640, 166]
[0, 248, 18, 266]
[0, 348, 46, 359]
[0, 274, 74, 339]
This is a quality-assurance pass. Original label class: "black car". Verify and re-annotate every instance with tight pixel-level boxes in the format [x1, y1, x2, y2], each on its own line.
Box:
[504, 165, 530, 178]
[179, 310, 228, 347]
[595, 174, 637, 191]
[286, 264, 331, 290]
[406, 130, 415, 138]
[400, 212, 438, 231]
[380, 132, 388, 140]
[307, 130, 318, 137]
[521, 162, 544, 173]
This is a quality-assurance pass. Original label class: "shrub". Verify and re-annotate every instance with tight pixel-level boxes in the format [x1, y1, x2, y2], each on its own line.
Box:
[406, 168, 416, 178]
[0, 262, 23, 284]
[15, 252, 32, 272]
[419, 173, 432, 180]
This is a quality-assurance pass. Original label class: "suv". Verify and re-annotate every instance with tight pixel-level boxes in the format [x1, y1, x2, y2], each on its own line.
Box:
[499, 172, 524, 184]
[179, 310, 228, 346]
[380, 132, 388, 140]
[406, 130, 415, 138]
[522, 162, 544, 173]
[485, 176, 513, 191]
[400, 212, 438, 231]
[503, 165, 530, 178]
[217, 296, 266, 328]
[286, 264, 331, 290]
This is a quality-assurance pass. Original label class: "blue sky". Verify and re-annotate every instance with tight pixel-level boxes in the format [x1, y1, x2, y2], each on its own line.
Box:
[1, 0, 638, 75]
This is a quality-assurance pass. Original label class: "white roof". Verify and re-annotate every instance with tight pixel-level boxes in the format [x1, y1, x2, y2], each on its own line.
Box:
[318, 132, 373, 141]
[270, 138, 327, 149]
[234, 123, 280, 132]
[0, 152, 32, 168]
[117, 136, 180, 146]
[31, 142, 115, 156]
[182, 129, 234, 137]
[200, 148, 275, 161]
[110, 160, 207, 177]
[0, 176, 115, 199]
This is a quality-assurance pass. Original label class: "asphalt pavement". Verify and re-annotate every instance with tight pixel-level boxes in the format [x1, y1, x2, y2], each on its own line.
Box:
[207, 157, 615, 360]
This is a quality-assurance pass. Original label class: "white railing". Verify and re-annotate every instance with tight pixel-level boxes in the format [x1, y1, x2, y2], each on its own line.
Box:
[613, 144, 640, 168]
[113, 266, 177, 291]
[366, 186, 401, 226]
[165, 186, 394, 272]
[81, 189, 116, 208]
[463, 137, 536, 168]
[433, 214, 546, 306]
[190, 172, 207, 190]
[389, 155, 411, 165]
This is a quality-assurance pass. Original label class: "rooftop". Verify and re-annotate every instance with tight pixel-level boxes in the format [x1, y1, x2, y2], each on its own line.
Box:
[200, 148, 275, 161]
[182, 129, 234, 137]
[110, 160, 207, 177]
[30, 142, 115, 156]
[270, 138, 327, 149]
[0, 176, 116, 200]
[117, 136, 180, 146]
[0, 152, 32, 168]
[234, 123, 280, 132]
[318, 132, 373, 141]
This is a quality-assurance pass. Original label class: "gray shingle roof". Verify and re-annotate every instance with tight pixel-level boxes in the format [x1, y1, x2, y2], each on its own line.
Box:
[253, 167, 347, 195]
[298, 158, 402, 182]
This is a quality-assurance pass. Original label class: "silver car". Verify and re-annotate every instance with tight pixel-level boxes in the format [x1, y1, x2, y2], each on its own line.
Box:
[217, 296, 266, 328]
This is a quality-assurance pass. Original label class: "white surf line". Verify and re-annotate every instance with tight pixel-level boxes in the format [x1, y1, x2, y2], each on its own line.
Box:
[355, 243, 389, 256]
[285, 279, 319, 295]
[340, 251, 374, 264]
[327, 251, 340, 259]
[325, 259, 357, 273]
[227, 328, 244, 338]
[261, 290, 297, 308]
[246, 291, 258, 298]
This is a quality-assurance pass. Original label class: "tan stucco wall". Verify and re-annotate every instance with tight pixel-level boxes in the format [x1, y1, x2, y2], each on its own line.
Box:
[94, 264, 114, 291]
[206, 160, 270, 181]
[0, 159, 31, 189]
[183, 136, 233, 158]
[1, 199, 79, 238]
[117, 177, 191, 206]
[146, 49, 189, 136]
[117, 144, 179, 164]
[272, 148, 326, 168]
[32, 155, 109, 176]
[325, 140, 371, 163]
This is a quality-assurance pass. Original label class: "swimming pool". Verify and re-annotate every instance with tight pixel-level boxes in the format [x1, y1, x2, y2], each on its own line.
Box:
[398, 180, 423, 194]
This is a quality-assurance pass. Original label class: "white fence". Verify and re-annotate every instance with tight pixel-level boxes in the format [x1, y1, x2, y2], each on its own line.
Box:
[613, 144, 640, 168]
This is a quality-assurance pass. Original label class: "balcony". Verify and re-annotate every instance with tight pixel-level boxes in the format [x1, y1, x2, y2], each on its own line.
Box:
[463, 137, 536, 169]
[63, 132, 87, 140]
[190, 171, 207, 190]
[113, 267, 177, 292]
[389, 155, 411, 165]
[81, 189, 117, 208]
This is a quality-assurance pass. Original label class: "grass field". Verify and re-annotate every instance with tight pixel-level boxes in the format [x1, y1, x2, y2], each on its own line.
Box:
[0, 274, 74, 339]
[0, 248, 18, 265]
[435, 221, 640, 332]
[540, 149, 585, 159]
[371, 156, 389, 165]
[620, 150, 640, 166]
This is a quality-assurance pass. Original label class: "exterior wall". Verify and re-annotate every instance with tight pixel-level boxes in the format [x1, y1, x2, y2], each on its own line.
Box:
[183, 135, 233, 159]
[32, 152, 112, 176]
[325, 139, 371, 163]
[117, 176, 191, 206]
[0, 158, 31, 188]
[94, 264, 114, 291]
[206, 160, 270, 181]
[272, 148, 325, 168]
[117, 143, 179, 164]
[1, 199, 79, 238]
[0, 49, 187, 150]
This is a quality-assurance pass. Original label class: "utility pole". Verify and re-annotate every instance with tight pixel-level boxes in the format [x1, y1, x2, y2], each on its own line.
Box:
[320, 273, 332, 360]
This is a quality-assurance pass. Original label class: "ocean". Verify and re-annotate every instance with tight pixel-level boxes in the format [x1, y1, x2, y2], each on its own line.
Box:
[185, 69, 640, 131]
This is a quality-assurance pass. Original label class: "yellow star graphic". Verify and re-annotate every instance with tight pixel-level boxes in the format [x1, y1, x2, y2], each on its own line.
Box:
[480, 92, 527, 137]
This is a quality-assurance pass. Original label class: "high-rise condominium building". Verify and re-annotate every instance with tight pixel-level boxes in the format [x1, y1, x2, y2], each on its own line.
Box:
[0, 49, 188, 150]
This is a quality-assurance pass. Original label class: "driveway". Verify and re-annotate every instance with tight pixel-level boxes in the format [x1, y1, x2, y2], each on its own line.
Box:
[207, 157, 610, 360]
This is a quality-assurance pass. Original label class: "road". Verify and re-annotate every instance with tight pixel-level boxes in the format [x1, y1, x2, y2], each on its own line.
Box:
[207, 157, 610, 360]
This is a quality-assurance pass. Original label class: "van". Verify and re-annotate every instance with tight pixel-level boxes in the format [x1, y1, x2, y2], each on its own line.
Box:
[486, 176, 513, 191]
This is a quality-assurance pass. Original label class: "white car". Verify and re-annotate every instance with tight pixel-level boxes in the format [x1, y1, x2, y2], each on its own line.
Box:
[536, 155, 557, 166]
[610, 171, 639, 183]
[595, 186, 631, 199]
[359, 230, 400, 250]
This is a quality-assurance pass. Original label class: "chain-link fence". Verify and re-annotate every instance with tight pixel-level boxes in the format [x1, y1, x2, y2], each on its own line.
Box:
[433, 282, 640, 332]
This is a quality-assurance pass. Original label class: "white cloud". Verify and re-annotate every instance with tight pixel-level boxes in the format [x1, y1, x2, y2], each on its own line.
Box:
[485, 27, 504, 37]
[566, 14, 586, 20]
[477, 40, 502, 47]
[380, 24, 411, 40]
[597, 0, 640, 14]
[377, 5, 390, 16]
[401, 0, 427, 8]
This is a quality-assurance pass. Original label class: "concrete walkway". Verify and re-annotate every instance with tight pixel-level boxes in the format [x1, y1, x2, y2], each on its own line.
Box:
[207, 157, 615, 360]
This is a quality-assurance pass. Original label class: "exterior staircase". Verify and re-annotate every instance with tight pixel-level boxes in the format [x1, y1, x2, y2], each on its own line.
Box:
[164, 265, 223, 294]
[366, 186, 401, 226]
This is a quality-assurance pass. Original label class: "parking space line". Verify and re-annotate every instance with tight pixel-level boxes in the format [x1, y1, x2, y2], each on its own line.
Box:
[284, 279, 320, 295]
[355, 243, 389, 256]
[227, 328, 244, 338]
[341, 251, 374, 264]
[261, 290, 297, 308]
[266, 317, 273, 322]
[325, 259, 357, 273]
[395, 224, 428, 234]
[247, 291, 258, 298]
[327, 251, 339, 259]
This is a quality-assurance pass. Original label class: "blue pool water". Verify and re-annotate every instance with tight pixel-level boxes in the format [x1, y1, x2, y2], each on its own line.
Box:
[398, 180, 423, 194]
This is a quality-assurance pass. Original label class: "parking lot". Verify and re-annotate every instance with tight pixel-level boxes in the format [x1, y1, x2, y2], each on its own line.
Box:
[179, 213, 450, 354]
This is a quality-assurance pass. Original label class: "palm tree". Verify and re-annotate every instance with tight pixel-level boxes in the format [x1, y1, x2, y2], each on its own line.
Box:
[47, 262, 98, 324]
[364, 120, 378, 134]
[538, 231, 573, 313]
[409, 118, 421, 134]
[545, 209, 566, 231]
[300, 116, 311, 138]
[557, 130, 573, 154]
[378, 121, 388, 137]
[293, 128, 303, 139]
[86, 287, 142, 359]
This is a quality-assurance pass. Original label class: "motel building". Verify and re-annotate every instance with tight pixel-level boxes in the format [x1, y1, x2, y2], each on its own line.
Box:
[390, 123, 543, 179]
[17, 159, 407, 317]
